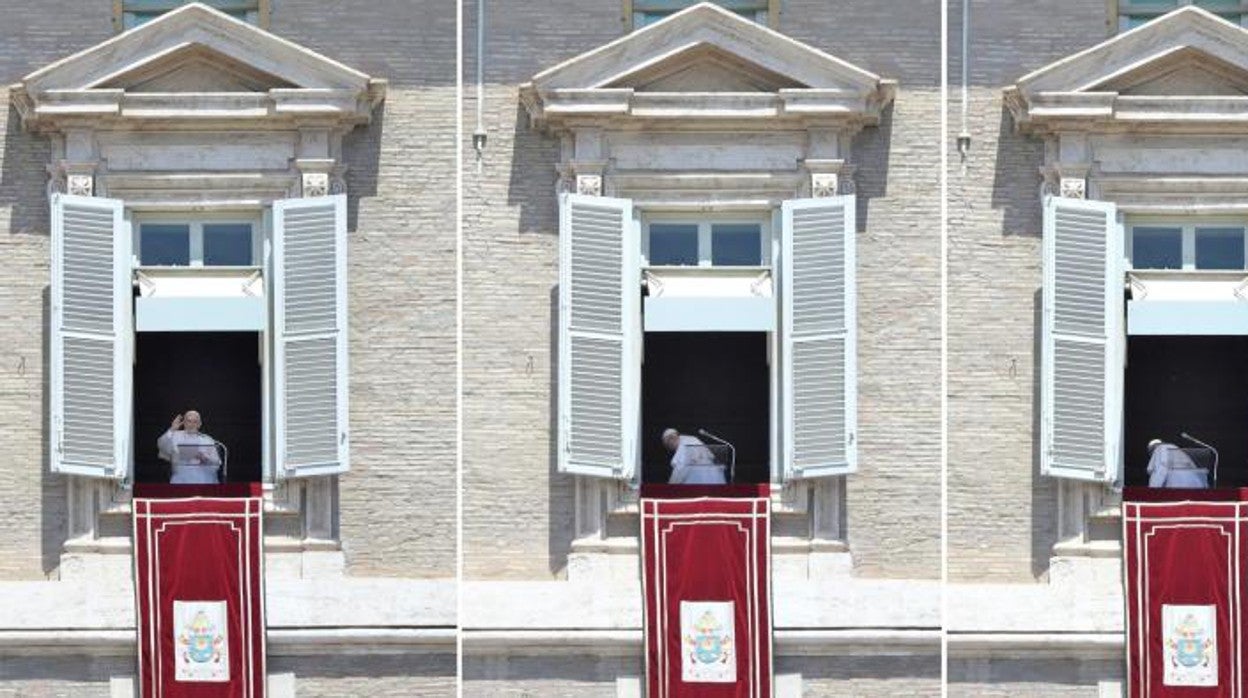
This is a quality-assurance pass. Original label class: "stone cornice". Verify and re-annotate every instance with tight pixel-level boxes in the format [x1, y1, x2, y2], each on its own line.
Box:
[1007, 7, 1248, 135]
[521, 2, 895, 134]
[10, 2, 385, 135]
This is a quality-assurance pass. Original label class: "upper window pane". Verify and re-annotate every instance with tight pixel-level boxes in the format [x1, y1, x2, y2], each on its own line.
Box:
[140, 224, 191, 266]
[649, 224, 699, 266]
[1132, 227, 1183, 269]
[203, 224, 254, 266]
[1195, 227, 1246, 269]
[711, 224, 763, 266]
[1119, 0, 1244, 30]
[632, 0, 769, 29]
[119, 0, 263, 30]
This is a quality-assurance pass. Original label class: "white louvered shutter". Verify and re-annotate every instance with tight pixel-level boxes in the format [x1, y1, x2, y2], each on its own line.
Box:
[50, 194, 132, 478]
[557, 193, 639, 479]
[781, 196, 857, 480]
[273, 195, 349, 478]
[1042, 196, 1123, 482]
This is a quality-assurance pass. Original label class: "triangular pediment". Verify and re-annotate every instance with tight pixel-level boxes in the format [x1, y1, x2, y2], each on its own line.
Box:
[1015, 7, 1248, 96]
[95, 44, 296, 92]
[529, 2, 879, 94]
[1092, 46, 1248, 96]
[609, 43, 805, 92]
[19, 2, 369, 94]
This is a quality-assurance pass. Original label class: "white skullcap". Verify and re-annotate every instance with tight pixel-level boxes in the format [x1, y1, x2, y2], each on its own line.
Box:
[662, 428, 679, 441]
[1148, 439, 1163, 452]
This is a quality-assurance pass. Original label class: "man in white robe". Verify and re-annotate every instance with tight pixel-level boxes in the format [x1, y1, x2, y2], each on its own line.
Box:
[158, 410, 221, 484]
[663, 428, 727, 485]
[1147, 438, 1208, 489]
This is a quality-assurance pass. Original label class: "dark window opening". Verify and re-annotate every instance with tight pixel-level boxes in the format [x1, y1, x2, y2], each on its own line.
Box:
[134, 332, 262, 483]
[1124, 336, 1248, 487]
[641, 332, 770, 484]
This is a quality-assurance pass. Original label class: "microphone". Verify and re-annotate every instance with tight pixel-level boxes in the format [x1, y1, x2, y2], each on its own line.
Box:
[1180, 432, 1218, 488]
[198, 433, 228, 484]
[697, 429, 736, 483]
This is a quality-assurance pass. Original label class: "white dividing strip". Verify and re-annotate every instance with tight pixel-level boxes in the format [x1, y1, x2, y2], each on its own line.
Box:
[252, 500, 265, 698]
[1237, 504, 1243, 698]
[659, 517, 760, 695]
[1142, 522, 1234, 695]
[153, 519, 245, 694]
[1133, 507, 1144, 696]
[749, 498, 760, 697]
[243, 501, 253, 698]
[648, 499, 769, 696]
[758, 501, 768, 698]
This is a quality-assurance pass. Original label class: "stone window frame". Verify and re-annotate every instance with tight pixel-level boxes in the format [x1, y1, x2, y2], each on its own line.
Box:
[14, 2, 384, 556]
[622, 0, 779, 30]
[1125, 216, 1248, 271]
[133, 212, 265, 268]
[1110, 0, 1248, 32]
[641, 211, 774, 268]
[113, 0, 271, 32]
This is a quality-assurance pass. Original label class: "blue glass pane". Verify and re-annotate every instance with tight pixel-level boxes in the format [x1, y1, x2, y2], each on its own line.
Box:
[1132, 227, 1183, 269]
[649, 224, 698, 266]
[633, 0, 766, 10]
[203, 224, 254, 266]
[140, 224, 191, 266]
[636, 7, 761, 27]
[1196, 227, 1245, 270]
[711, 224, 762, 266]
[125, 6, 254, 28]
[1195, 0, 1240, 9]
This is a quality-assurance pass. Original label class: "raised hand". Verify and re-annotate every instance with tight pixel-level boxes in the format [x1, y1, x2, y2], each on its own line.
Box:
[170, 413, 184, 431]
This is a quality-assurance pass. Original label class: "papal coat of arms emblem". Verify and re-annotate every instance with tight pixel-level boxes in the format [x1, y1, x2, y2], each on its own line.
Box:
[173, 600, 230, 682]
[680, 601, 736, 683]
[1162, 604, 1217, 687]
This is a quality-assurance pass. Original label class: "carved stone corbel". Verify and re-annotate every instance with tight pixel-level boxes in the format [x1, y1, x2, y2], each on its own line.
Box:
[301, 172, 330, 198]
[811, 173, 839, 198]
[67, 174, 94, 197]
[803, 158, 856, 198]
[49, 161, 98, 198]
[576, 174, 603, 197]
[1060, 177, 1086, 200]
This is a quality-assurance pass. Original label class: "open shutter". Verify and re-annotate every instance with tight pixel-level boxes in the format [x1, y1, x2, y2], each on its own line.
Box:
[1042, 196, 1123, 482]
[781, 196, 856, 479]
[51, 194, 131, 479]
[557, 193, 639, 479]
[273, 194, 349, 478]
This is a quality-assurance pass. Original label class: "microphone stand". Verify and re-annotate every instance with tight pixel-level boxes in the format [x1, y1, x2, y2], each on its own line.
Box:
[197, 432, 228, 484]
[1181, 432, 1218, 488]
[697, 428, 736, 484]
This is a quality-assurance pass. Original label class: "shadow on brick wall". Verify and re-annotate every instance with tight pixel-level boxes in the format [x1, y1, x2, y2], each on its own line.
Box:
[548, 285, 575, 575]
[992, 104, 1044, 238]
[1031, 289, 1059, 579]
[341, 102, 385, 233]
[41, 286, 66, 576]
[2, 105, 50, 238]
[853, 101, 896, 233]
[507, 102, 561, 236]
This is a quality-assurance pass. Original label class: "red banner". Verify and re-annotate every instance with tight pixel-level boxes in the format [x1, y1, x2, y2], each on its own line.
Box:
[1124, 499, 1244, 697]
[134, 496, 266, 698]
[641, 485, 772, 697]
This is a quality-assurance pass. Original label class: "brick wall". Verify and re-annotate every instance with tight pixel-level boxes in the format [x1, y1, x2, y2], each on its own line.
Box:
[0, 0, 457, 580]
[460, 0, 945, 581]
[945, 0, 1113, 583]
